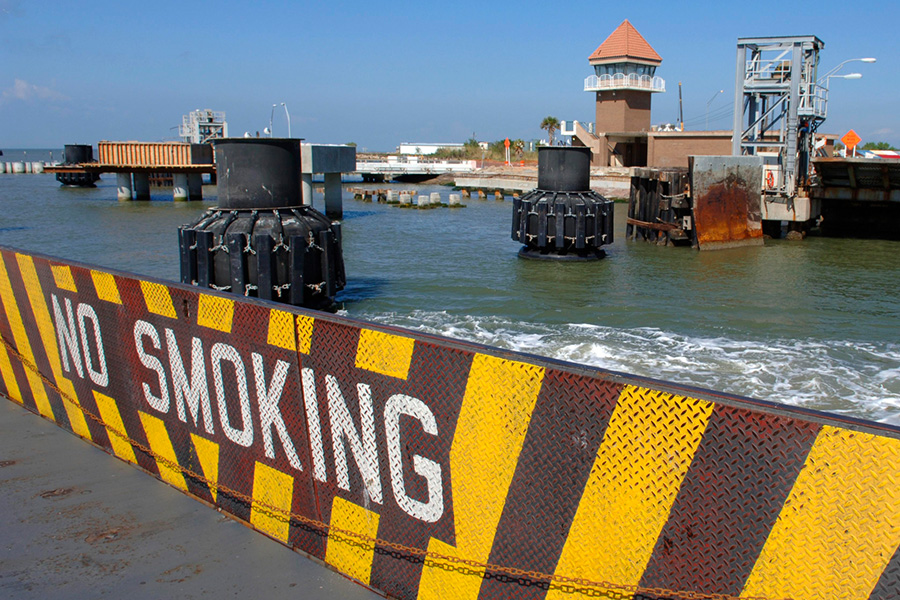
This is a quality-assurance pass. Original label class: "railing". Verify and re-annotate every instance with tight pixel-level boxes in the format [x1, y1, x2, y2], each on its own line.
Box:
[584, 74, 666, 93]
[355, 157, 477, 173]
[799, 83, 828, 119]
[560, 121, 595, 136]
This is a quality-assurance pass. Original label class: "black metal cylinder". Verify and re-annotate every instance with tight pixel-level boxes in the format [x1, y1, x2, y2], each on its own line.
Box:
[63, 144, 94, 164]
[512, 146, 612, 260]
[537, 146, 591, 192]
[180, 136, 345, 311]
[214, 138, 303, 209]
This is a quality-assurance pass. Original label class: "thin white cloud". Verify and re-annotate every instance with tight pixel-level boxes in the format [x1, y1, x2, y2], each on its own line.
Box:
[1, 78, 69, 103]
[0, 0, 22, 19]
[873, 128, 894, 136]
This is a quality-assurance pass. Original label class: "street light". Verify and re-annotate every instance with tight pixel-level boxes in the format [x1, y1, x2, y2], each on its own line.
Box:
[269, 104, 276, 137]
[827, 72, 863, 85]
[818, 57, 876, 84]
[281, 103, 291, 138]
[706, 89, 724, 130]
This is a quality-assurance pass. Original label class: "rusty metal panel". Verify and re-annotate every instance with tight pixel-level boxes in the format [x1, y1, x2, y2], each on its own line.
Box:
[98, 142, 194, 167]
[690, 155, 764, 250]
[4, 245, 900, 599]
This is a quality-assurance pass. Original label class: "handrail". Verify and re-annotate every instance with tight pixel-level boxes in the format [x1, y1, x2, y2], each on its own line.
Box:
[584, 74, 665, 92]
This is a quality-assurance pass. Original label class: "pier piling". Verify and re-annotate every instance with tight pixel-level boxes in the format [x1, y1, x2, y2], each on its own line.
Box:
[133, 173, 151, 200]
[116, 173, 133, 201]
[172, 173, 189, 201]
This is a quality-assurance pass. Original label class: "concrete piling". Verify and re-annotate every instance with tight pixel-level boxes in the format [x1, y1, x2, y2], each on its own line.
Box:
[172, 173, 189, 201]
[399, 192, 412, 205]
[430, 192, 441, 205]
[133, 173, 151, 200]
[324, 173, 343, 219]
[417, 195, 429, 207]
[301, 173, 313, 206]
[117, 173, 133, 201]
[188, 174, 203, 200]
[449, 193, 462, 206]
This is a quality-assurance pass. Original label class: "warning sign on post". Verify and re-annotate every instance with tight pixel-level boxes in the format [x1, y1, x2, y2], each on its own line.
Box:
[841, 129, 862, 151]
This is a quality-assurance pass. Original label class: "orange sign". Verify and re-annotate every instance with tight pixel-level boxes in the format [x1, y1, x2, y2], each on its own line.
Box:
[504, 137, 510, 148]
[841, 129, 862, 150]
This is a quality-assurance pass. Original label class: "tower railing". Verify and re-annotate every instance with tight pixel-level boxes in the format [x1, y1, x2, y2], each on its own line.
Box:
[584, 74, 666, 93]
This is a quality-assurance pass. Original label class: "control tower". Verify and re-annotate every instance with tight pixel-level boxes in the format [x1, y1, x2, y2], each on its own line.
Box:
[586, 20, 665, 134]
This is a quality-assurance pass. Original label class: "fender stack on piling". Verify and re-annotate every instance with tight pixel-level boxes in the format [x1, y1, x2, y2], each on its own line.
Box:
[178, 138, 345, 311]
[56, 144, 100, 187]
[511, 146, 614, 260]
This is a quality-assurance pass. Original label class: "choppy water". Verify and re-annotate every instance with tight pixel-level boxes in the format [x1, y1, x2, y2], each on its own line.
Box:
[2, 170, 899, 424]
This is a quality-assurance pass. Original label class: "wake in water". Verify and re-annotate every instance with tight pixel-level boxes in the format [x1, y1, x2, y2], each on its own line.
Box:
[350, 310, 900, 425]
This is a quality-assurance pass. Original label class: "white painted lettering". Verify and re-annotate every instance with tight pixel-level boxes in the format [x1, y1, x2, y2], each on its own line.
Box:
[301, 367, 327, 482]
[166, 329, 214, 434]
[211, 342, 253, 447]
[385, 394, 444, 523]
[133, 320, 169, 413]
[77, 303, 108, 387]
[326, 374, 382, 504]
[252, 353, 302, 472]
[51, 294, 83, 378]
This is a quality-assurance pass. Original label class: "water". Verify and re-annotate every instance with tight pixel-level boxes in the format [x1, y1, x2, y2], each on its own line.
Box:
[2, 171, 899, 424]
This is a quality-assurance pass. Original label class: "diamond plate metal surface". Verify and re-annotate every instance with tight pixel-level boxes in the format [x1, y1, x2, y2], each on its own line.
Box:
[2, 245, 900, 600]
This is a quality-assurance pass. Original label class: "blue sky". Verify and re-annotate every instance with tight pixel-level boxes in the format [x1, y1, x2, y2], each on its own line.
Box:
[2, 0, 898, 151]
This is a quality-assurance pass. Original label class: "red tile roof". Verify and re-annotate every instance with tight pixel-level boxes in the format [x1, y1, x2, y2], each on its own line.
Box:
[589, 20, 662, 63]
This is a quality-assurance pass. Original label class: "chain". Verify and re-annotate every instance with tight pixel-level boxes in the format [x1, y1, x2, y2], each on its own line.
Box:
[0, 331, 792, 600]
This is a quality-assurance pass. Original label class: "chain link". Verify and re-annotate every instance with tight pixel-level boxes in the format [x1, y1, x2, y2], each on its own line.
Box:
[0, 331, 793, 600]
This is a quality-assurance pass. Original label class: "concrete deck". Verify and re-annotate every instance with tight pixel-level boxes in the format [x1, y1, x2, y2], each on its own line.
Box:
[0, 399, 382, 600]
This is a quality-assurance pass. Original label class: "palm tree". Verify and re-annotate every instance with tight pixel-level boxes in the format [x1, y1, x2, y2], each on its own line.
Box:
[540, 116, 560, 146]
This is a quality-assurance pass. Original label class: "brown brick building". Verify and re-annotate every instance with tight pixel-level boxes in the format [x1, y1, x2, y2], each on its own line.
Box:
[570, 20, 732, 168]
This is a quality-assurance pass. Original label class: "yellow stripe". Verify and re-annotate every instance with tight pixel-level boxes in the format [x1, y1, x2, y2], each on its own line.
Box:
[90, 270, 122, 304]
[267, 309, 296, 351]
[51, 265, 77, 292]
[197, 294, 234, 333]
[140, 281, 177, 318]
[326, 496, 380, 584]
[355, 328, 415, 380]
[250, 462, 294, 542]
[138, 411, 188, 491]
[16, 254, 92, 440]
[190, 434, 220, 502]
[92, 391, 137, 464]
[296, 314, 314, 354]
[417, 354, 544, 600]
[0, 339, 22, 403]
[0, 255, 54, 417]
[547, 385, 713, 599]
[742, 425, 900, 599]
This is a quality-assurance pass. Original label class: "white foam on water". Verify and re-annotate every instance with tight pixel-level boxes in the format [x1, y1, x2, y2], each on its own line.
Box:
[358, 310, 900, 425]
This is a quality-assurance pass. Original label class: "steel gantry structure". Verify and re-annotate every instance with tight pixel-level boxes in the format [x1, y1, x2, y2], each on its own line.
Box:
[732, 36, 826, 201]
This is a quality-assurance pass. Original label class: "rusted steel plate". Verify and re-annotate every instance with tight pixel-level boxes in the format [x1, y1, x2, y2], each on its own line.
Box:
[690, 156, 764, 250]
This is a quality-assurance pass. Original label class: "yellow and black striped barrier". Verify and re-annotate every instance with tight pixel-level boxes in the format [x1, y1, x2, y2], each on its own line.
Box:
[1, 244, 899, 600]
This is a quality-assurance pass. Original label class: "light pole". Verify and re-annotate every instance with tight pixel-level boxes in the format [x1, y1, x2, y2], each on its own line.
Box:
[269, 104, 276, 137]
[282, 103, 291, 138]
[706, 89, 724, 130]
[818, 57, 876, 85]
[827, 73, 863, 86]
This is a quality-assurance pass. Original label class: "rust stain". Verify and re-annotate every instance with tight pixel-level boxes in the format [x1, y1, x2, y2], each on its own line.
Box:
[84, 528, 122, 544]
[39, 487, 74, 499]
[0, 459, 16, 467]
[694, 173, 763, 247]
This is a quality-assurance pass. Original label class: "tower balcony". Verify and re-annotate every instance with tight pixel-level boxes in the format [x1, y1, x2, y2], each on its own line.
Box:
[585, 73, 666, 93]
